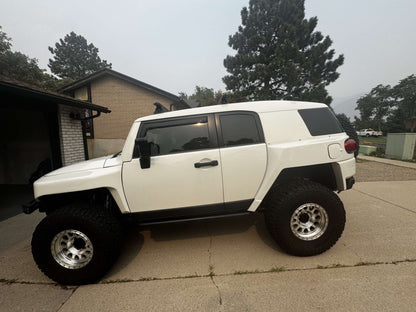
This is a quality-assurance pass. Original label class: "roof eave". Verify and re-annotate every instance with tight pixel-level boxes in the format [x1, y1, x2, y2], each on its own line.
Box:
[59, 68, 184, 104]
[0, 81, 111, 113]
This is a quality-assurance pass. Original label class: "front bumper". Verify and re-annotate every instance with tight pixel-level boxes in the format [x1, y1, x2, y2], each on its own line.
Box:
[22, 199, 39, 214]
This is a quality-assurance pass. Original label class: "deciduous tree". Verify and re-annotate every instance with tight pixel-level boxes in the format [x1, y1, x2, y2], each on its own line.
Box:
[393, 75, 416, 121]
[0, 26, 56, 89]
[355, 84, 394, 131]
[356, 75, 416, 133]
[179, 86, 243, 107]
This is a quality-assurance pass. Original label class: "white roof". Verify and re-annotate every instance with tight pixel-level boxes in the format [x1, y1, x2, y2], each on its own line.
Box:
[136, 100, 327, 123]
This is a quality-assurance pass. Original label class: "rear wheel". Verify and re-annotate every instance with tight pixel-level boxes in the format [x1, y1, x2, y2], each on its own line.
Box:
[32, 203, 122, 285]
[264, 180, 345, 256]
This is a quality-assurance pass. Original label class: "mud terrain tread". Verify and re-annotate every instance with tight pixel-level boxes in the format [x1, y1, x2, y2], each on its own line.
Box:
[264, 180, 345, 256]
[32, 202, 122, 285]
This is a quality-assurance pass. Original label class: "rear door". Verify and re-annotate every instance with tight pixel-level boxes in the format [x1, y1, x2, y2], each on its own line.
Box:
[216, 112, 267, 204]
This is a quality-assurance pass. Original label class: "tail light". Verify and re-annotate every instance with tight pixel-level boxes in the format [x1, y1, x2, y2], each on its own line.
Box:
[344, 139, 357, 154]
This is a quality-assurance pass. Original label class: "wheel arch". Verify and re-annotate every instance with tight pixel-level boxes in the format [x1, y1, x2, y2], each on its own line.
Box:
[259, 163, 338, 210]
[37, 188, 124, 215]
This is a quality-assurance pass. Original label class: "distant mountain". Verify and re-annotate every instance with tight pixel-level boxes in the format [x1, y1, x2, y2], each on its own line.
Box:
[331, 94, 363, 120]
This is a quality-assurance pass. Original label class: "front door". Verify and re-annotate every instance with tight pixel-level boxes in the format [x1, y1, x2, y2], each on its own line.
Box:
[122, 114, 223, 213]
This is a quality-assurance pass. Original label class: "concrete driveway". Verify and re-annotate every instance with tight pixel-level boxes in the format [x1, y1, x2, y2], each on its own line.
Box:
[0, 180, 415, 311]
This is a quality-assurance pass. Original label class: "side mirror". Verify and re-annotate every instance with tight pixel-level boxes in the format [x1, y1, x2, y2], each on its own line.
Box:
[135, 138, 151, 169]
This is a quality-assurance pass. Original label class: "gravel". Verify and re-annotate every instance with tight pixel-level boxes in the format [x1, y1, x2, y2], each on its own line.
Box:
[355, 160, 416, 182]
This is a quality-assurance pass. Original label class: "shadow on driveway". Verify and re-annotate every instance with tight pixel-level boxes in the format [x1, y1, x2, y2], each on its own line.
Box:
[137, 212, 282, 252]
[0, 184, 33, 221]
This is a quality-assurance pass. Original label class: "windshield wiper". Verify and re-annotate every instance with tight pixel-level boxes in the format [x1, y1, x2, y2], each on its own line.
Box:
[112, 151, 122, 158]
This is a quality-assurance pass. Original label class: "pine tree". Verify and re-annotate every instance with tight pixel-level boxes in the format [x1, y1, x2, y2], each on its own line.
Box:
[223, 0, 344, 104]
[48, 32, 111, 80]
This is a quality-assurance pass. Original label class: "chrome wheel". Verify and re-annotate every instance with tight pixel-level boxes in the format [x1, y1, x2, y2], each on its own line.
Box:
[51, 229, 94, 269]
[290, 203, 328, 241]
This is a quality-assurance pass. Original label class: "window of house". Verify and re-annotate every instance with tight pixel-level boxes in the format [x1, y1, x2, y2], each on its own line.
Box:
[140, 116, 212, 156]
[219, 113, 263, 147]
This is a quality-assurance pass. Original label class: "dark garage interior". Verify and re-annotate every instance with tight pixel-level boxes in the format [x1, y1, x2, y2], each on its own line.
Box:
[0, 76, 109, 221]
[0, 107, 60, 185]
[0, 98, 62, 221]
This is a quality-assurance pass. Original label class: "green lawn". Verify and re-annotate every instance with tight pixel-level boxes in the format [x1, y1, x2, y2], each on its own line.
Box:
[359, 136, 387, 145]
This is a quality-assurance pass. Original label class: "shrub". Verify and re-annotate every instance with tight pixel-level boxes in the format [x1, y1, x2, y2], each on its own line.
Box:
[369, 147, 385, 157]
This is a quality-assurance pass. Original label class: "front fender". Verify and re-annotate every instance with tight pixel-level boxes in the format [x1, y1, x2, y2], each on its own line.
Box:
[34, 166, 130, 213]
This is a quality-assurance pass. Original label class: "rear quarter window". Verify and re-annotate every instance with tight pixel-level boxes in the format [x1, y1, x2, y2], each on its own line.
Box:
[219, 113, 263, 147]
[298, 107, 343, 136]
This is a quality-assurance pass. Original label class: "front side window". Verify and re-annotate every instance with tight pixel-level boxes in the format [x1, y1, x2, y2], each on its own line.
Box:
[140, 117, 211, 156]
[219, 113, 263, 147]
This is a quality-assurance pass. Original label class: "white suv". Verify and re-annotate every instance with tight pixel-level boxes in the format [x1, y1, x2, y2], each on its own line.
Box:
[25, 100, 357, 285]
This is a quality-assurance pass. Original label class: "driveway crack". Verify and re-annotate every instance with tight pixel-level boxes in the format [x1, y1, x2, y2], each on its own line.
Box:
[210, 276, 223, 306]
[57, 286, 78, 311]
[208, 235, 213, 265]
[206, 223, 222, 305]
[205, 222, 214, 271]
[353, 189, 416, 215]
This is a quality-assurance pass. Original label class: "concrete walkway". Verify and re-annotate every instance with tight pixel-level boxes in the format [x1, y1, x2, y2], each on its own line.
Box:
[0, 181, 415, 311]
[358, 155, 416, 169]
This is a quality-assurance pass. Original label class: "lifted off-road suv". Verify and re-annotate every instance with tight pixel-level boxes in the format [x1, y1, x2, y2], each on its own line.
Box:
[25, 100, 356, 285]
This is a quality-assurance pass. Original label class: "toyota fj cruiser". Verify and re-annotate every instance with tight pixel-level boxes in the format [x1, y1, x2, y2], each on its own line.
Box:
[25, 100, 356, 285]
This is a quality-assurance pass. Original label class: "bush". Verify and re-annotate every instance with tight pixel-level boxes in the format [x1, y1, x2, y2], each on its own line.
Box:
[369, 147, 385, 157]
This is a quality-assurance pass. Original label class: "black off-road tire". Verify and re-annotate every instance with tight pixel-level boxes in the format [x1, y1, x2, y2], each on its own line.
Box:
[336, 114, 359, 157]
[32, 203, 122, 285]
[264, 180, 345, 257]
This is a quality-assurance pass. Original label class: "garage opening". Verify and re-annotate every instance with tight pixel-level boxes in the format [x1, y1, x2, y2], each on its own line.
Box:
[0, 76, 110, 221]
[0, 105, 61, 220]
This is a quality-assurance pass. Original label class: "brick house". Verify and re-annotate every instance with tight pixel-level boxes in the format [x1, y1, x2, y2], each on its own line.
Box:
[0, 75, 109, 186]
[60, 69, 189, 158]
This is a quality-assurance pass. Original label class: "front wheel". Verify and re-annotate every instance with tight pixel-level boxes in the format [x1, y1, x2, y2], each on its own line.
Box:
[32, 203, 122, 285]
[264, 180, 345, 256]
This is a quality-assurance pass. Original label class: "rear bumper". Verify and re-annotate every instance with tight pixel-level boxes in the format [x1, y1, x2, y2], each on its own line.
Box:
[346, 176, 355, 190]
[332, 158, 356, 191]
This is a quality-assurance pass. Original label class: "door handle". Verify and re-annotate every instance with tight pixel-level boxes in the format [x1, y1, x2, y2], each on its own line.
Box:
[194, 160, 218, 168]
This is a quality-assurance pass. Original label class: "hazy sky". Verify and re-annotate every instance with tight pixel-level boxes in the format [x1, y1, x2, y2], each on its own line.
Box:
[1, 0, 416, 105]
